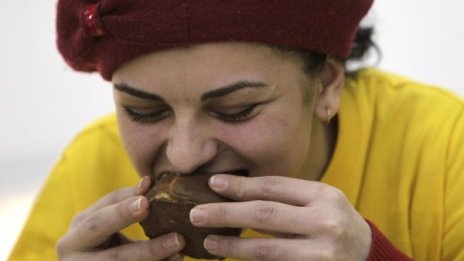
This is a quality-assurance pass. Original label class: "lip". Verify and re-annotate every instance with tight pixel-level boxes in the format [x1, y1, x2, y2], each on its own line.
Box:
[155, 169, 249, 181]
[226, 169, 249, 177]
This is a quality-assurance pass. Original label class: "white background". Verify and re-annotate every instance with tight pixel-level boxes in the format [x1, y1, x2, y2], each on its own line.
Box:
[1, 0, 463, 259]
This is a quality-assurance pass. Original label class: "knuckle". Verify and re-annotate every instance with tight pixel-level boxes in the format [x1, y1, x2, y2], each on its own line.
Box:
[218, 237, 236, 256]
[235, 176, 247, 199]
[316, 185, 347, 207]
[84, 214, 102, 234]
[318, 245, 341, 261]
[326, 187, 346, 203]
[316, 184, 332, 197]
[253, 201, 276, 224]
[147, 239, 169, 259]
[258, 176, 279, 197]
[252, 242, 281, 261]
[322, 217, 345, 239]
[147, 241, 160, 257]
[215, 205, 229, 226]
[70, 212, 86, 227]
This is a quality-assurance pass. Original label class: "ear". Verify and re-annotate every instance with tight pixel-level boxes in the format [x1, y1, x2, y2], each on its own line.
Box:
[314, 58, 345, 123]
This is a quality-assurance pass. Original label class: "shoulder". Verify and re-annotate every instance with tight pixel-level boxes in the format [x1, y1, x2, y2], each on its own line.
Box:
[343, 68, 464, 128]
[62, 113, 123, 159]
[70, 113, 120, 146]
[345, 69, 463, 106]
[52, 113, 137, 204]
[57, 113, 134, 181]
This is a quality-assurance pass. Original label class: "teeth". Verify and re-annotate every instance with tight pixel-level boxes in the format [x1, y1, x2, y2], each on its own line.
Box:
[157, 172, 183, 180]
[157, 170, 249, 180]
[158, 172, 172, 180]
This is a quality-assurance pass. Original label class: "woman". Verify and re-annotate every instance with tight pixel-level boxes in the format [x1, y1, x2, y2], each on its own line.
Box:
[9, 0, 464, 260]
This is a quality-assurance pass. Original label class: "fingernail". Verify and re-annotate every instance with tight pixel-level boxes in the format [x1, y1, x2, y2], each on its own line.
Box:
[210, 175, 227, 191]
[130, 197, 142, 214]
[137, 176, 150, 194]
[164, 233, 181, 250]
[204, 235, 218, 253]
[190, 208, 207, 224]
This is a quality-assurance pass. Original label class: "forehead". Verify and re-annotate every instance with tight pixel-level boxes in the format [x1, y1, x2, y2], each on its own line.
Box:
[112, 42, 305, 85]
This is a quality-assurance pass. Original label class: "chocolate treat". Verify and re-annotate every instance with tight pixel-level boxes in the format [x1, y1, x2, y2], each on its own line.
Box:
[139, 173, 241, 259]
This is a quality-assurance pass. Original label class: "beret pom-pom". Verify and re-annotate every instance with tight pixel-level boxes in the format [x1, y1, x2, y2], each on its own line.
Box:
[56, 0, 104, 72]
[81, 3, 106, 37]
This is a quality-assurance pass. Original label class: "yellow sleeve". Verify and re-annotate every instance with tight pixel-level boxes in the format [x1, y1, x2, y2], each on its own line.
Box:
[8, 115, 140, 261]
[442, 107, 464, 260]
[8, 153, 79, 260]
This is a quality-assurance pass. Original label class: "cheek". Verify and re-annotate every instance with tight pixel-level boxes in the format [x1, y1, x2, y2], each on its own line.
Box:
[221, 108, 312, 177]
[116, 114, 166, 176]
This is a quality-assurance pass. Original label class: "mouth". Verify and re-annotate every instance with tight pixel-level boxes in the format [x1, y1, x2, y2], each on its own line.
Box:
[155, 169, 249, 181]
[226, 169, 249, 177]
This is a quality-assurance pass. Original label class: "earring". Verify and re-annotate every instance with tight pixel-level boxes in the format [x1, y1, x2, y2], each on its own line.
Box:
[325, 106, 333, 125]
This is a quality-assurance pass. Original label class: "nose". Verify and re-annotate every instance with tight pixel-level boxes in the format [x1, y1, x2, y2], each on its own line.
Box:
[165, 120, 218, 174]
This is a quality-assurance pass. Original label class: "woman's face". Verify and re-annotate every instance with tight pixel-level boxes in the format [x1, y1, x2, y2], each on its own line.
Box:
[112, 43, 320, 180]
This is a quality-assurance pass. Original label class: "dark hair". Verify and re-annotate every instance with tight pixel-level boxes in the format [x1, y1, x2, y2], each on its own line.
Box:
[273, 26, 378, 102]
[278, 26, 379, 77]
[344, 26, 380, 75]
[346, 26, 378, 63]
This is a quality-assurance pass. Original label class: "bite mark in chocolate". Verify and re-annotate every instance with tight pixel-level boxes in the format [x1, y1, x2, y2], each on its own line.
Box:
[140, 172, 242, 259]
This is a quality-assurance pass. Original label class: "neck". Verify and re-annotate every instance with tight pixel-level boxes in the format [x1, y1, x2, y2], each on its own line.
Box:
[300, 116, 338, 181]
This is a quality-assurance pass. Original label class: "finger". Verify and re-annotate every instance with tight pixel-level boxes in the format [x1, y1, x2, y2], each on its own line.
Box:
[60, 196, 149, 251]
[90, 176, 151, 212]
[136, 175, 153, 195]
[73, 176, 151, 226]
[164, 253, 184, 261]
[77, 233, 185, 261]
[95, 233, 131, 250]
[210, 175, 335, 206]
[190, 201, 311, 235]
[203, 235, 315, 261]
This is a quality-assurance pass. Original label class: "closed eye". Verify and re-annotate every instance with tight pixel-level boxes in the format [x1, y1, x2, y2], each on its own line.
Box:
[209, 104, 259, 123]
[123, 106, 171, 123]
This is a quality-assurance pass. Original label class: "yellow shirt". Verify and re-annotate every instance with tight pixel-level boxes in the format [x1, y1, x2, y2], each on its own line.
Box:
[9, 69, 464, 260]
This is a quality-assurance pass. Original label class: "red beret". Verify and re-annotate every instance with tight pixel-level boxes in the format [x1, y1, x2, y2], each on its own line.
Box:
[57, 0, 374, 81]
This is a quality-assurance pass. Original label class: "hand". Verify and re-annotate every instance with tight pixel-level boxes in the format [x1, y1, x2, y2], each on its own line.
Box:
[56, 176, 185, 261]
[190, 175, 372, 261]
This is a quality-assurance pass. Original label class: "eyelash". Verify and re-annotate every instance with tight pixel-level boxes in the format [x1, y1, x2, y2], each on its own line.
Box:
[123, 104, 258, 123]
[211, 104, 258, 123]
[122, 106, 169, 123]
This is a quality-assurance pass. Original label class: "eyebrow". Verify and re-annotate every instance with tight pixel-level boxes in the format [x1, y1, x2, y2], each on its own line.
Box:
[114, 80, 268, 102]
[201, 80, 268, 101]
[114, 83, 164, 102]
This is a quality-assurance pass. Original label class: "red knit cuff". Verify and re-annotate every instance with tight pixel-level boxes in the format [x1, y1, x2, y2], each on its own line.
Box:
[366, 220, 413, 261]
